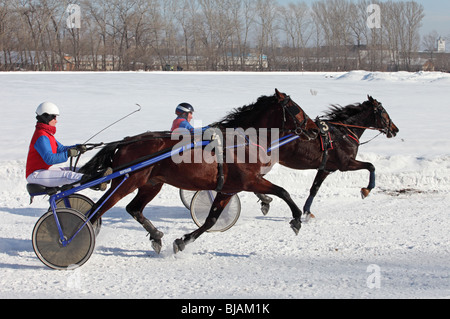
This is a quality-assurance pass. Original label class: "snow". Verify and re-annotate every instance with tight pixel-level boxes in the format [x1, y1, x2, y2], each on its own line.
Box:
[0, 71, 449, 299]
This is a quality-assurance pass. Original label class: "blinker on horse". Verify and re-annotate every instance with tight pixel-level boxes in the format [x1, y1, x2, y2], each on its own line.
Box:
[80, 89, 319, 254]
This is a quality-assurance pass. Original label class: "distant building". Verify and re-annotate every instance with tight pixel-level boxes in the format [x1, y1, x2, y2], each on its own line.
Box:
[438, 37, 446, 53]
[217, 52, 268, 70]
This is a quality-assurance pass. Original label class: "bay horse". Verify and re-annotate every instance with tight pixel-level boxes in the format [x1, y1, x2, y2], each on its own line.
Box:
[256, 96, 399, 219]
[80, 89, 319, 254]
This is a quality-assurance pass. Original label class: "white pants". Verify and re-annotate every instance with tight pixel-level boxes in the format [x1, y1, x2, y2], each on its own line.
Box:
[27, 167, 84, 187]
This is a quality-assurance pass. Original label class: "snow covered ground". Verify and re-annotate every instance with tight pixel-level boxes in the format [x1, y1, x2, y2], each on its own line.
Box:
[0, 71, 449, 299]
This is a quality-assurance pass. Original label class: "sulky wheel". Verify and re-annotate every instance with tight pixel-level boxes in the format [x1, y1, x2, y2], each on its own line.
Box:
[179, 189, 197, 209]
[32, 208, 96, 270]
[53, 194, 101, 236]
[190, 190, 241, 232]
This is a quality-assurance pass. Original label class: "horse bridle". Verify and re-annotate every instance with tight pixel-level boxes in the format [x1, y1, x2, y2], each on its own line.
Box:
[372, 100, 392, 136]
[326, 99, 393, 147]
[280, 95, 317, 139]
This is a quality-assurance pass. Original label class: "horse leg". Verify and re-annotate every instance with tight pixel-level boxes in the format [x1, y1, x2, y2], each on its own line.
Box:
[254, 192, 273, 216]
[362, 164, 376, 199]
[126, 183, 165, 254]
[345, 159, 376, 199]
[89, 172, 164, 252]
[250, 179, 303, 236]
[303, 169, 332, 220]
[173, 192, 233, 253]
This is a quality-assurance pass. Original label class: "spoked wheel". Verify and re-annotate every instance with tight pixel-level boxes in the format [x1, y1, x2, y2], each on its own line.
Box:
[190, 190, 241, 232]
[179, 189, 196, 209]
[53, 194, 101, 236]
[32, 208, 96, 270]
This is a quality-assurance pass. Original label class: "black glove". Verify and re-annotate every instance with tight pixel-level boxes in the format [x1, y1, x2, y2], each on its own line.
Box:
[68, 148, 79, 158]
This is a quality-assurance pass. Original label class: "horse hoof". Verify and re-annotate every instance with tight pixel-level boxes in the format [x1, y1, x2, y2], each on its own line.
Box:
[151, 239, 162, 254]
[260, 203, 270, 216]
[173, 238, 186, 254]
[304, 212, 316, 222]
[361, 188, 371, 199]
[152, 230, 164, 240]
[290, 219, 302, 236]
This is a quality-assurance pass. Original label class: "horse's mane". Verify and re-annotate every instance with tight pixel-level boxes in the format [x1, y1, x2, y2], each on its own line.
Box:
[322, 102, 368, 122]
[212, 94, 277, 128]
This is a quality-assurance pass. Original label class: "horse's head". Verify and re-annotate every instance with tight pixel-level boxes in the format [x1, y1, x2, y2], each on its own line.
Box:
[367, 96, 399, 138]
[275, 89, 319, 140]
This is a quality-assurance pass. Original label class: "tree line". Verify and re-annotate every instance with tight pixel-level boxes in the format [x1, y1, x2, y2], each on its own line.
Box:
[0, 0, 441, 72]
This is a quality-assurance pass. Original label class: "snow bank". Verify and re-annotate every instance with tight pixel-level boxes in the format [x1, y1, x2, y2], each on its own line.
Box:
[336, 70, 450, 83]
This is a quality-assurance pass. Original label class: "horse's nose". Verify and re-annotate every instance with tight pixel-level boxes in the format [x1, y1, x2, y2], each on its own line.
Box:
[389, 124, 399, 138]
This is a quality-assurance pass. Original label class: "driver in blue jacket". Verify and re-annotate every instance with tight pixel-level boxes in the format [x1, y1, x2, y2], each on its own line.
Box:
[171, 103, 196, 133]
[171, 103, 211, 135]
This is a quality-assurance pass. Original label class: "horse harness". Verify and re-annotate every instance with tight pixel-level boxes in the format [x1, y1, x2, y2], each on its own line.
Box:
[281, 95, 316, 139]
[315, 119, 334, 171]
[314, 119, 381, 171]
[215, 96, 316, 192]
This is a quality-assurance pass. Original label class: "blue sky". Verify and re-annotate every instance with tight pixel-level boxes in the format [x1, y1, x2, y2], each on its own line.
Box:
[276, 0, 450, 37]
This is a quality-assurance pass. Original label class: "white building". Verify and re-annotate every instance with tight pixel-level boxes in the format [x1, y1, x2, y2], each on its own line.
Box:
[437, 37, 446, 53]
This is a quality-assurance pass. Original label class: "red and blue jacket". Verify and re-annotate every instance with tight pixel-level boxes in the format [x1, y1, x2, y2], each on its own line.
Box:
[171, 117, 195, 133]
[26, 123, 74, 178]
[171, 117, 211, 134]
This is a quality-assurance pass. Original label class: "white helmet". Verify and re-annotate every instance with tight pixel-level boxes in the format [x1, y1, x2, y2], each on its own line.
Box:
[36, 102, 60, 116]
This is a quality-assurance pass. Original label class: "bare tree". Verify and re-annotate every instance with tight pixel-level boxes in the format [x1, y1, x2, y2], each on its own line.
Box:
[403, 0, 424, 70]
[347, 0, 370, 69]
[383, 1, 424, 71]
[279, 2, 313, 71]
[422, 30, 439, 57]
[231, 0, 255, 71]
[0, 0, 12, 69]
[254, 0, 279, 70]
[84, 0, 109, 70]
[196, 0, 237, 70]
[174, 0, 198, 70]
[312, 0, 354, 71]
[0, 0, 433, 72]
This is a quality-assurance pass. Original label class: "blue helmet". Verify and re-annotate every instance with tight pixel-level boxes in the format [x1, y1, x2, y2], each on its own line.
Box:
[176, 103, 194, 116]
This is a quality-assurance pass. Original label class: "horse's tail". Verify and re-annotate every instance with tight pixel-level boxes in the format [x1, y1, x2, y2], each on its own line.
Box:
[79, 141, 122, 175]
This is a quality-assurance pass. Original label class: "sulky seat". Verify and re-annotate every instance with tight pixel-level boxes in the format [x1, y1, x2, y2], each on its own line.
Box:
[27, 184, 60, 197]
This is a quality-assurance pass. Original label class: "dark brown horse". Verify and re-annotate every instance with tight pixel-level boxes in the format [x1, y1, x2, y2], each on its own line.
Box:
[256, 96, 399, 219]
[80, 89, 319, 253]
